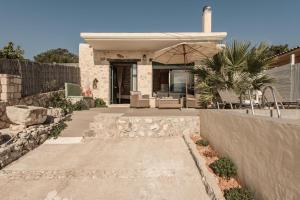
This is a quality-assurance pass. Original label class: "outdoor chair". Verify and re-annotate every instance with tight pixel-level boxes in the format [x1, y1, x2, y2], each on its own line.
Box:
[130, 91, 150, 108]
[156, 97, 183, 109]
[65, 83, 94, 108]
[185, 94, 200, 108]
[217, 89, 241, 109]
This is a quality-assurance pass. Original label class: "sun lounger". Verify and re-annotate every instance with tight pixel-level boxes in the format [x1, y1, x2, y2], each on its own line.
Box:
[217, 89, 240, 109]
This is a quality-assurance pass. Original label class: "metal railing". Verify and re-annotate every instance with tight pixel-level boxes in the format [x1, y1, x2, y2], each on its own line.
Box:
[262, 86, 281, 118]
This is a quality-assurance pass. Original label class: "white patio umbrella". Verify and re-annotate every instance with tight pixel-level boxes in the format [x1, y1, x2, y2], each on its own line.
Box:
[153, 42, 224, 107]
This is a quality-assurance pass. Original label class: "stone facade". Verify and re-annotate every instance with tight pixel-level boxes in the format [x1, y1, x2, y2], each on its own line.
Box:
[137, 65, 152, 95]
[0, 74, 21, 101]
[79, 43, 154, 104]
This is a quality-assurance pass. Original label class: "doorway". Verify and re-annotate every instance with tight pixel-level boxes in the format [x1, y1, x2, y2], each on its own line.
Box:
[110, 62, 137, 104]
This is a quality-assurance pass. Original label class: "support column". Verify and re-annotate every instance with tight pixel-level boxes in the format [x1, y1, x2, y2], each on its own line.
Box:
[137, 64, 152, 96]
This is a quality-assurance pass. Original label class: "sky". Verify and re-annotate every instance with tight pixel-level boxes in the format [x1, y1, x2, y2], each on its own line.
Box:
[0, 0, 299, 59]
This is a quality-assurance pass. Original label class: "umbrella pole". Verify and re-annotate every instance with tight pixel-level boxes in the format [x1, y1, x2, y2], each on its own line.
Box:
[183, 44, 188, 108]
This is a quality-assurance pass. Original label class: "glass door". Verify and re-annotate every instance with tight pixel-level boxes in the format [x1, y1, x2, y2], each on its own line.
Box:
[131, 63, 137, 91]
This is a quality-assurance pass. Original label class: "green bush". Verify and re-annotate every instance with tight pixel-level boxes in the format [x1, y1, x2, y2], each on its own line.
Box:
[209, 157, 237, 178]
[196, 139, 209, 146]
[72, 100, 89, 111]
[95, 98, 106, 107]
[224, 188, 254, 200]
[49, 92, 73, 114]
[49, 121, 67, 139]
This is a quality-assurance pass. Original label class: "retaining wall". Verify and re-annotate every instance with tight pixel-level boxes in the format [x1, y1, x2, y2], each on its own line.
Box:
[0, 90, 64, 129]
[199, 110, 300, 200]
[88, 113, 200, 138]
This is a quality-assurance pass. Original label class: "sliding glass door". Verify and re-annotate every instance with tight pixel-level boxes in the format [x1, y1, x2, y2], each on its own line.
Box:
[152, 64, 194, 98]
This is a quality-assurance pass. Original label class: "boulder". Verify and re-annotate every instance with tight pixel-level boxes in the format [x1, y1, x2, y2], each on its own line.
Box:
[6, 105, 47, 126]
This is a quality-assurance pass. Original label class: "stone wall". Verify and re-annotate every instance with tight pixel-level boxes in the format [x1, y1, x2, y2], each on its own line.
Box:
[79, 44, 110, 104]
[0, 112, 67, 169]
[0, 74, 21, 101]
[87, 113, 200, 138]
[0, 90, 64, 129]
[199, 110, 300, 200]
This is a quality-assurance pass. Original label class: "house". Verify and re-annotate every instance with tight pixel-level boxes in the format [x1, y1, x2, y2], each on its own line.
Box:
[79, 6, 227, 105]
[266, 46, 300, 101]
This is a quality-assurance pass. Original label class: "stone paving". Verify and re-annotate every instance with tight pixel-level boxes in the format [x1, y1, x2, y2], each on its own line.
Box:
[0, 108, 210, 200]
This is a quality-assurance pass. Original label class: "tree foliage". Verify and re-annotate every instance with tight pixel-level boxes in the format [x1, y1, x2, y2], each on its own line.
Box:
[0, 42, 24, 59]
[34, 48, 78, 63]
[266, 44, 289, 58]
[193, 40, 274, 105]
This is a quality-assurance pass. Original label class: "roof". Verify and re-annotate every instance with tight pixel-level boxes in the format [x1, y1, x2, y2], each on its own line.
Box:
[80, 32, 227, 51]
[269, 45, 300, 59]
[269, 45, 300, 67]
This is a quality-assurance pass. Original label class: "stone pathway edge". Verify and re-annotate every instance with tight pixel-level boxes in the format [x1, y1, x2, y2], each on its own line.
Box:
[183, 133, 225, 200]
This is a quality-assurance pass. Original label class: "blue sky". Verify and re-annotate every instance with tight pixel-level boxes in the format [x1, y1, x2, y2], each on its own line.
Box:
[0, 0, 299, 59]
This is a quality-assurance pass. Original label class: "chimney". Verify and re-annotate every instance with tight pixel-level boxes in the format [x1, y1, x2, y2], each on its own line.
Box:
[202, 6, 212, 33]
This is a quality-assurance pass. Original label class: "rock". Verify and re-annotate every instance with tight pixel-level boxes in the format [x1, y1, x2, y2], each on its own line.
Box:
[9, 124, 26, 134]
[19, 132, 30, 139]
[6, 105, 47, 126]
[47, 108, 64, 118]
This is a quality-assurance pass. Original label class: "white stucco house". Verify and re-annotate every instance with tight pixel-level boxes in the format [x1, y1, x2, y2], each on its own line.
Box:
[79, 6, 227, 105]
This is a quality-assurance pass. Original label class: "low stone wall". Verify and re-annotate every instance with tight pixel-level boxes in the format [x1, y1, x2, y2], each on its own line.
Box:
[0, 111, 66, 169]
[0, 74, 21, 101]
[87, 113, 200, 138]
[199, 110, 300, 200]
[0, 90, 64, 129]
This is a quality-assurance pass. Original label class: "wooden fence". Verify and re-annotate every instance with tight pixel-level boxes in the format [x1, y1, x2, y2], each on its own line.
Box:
[0, 59, 80, 97]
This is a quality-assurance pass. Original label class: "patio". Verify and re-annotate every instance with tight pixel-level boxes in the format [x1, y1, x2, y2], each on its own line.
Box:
[0, 108, 209, 200]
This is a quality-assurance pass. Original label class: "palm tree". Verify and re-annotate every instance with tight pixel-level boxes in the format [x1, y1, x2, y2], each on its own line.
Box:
[194, 40, 274, 106]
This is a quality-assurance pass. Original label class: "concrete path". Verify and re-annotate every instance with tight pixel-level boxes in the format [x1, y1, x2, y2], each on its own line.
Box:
[0, 109, 210, 200]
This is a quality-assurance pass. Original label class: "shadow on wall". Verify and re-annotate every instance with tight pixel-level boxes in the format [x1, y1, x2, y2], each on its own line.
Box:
[199, 110, 300, 200]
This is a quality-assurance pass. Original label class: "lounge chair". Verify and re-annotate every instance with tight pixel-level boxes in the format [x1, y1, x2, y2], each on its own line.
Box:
[217, 89, 240, 109]
[156, 97, 183, 109]
[130, 91, 150, 108]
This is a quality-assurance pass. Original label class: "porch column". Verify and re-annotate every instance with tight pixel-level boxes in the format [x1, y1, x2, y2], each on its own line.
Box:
[137, 64, 152, 96]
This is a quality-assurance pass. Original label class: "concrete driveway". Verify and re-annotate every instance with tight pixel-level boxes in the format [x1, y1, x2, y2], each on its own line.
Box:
[0, 109, 210, 200]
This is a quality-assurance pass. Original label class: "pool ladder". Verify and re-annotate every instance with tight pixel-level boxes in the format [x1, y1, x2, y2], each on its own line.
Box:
[246, 86, 281, 118]
[261, 86, 281, 118]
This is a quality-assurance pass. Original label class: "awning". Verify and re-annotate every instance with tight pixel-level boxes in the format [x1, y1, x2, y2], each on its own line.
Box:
[80, 32, 227, 51]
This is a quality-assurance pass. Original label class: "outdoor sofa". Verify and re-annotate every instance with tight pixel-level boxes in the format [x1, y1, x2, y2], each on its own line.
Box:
[156, 97, 183, 109]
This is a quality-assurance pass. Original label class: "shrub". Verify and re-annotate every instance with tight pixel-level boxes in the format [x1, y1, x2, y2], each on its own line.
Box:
[196, 139, 209, 146]
[95, 98, 106, 107]
[49, 121, 67, 139]
[224, 188, 254, 200]
[72, 100, 89, 111]
[49, 92, 73, 114]
[209, 157, 237, 178]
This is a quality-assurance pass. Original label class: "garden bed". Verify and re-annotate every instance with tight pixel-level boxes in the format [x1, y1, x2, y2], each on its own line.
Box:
[191, 134, 241, 191]
[184, 134, 254, 200]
